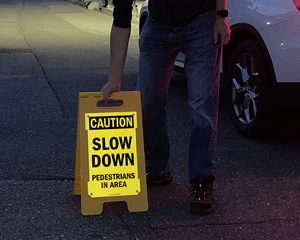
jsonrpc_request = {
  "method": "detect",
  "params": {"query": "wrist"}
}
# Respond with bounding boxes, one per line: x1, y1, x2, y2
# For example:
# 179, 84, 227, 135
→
215, 9, 228, 18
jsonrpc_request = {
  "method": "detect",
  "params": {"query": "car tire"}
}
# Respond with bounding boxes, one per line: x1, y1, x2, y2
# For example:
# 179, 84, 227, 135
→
226, 39, 278, 137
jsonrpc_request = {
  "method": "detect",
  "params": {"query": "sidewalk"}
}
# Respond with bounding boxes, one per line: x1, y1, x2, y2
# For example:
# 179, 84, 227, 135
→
67, 0, 146, 21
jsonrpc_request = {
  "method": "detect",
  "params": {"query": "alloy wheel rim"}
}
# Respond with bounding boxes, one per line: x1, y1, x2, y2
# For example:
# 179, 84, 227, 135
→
231, 53, 260, 125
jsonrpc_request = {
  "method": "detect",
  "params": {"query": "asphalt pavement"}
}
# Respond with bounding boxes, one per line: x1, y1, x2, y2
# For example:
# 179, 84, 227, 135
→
0, 0, 300, 239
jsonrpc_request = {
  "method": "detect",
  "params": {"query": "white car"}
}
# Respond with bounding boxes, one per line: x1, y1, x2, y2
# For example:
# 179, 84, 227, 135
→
139, 0, 300, 137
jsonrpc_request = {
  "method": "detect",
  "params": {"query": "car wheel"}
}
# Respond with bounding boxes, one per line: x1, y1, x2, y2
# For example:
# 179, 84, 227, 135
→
226, 39, 277, 137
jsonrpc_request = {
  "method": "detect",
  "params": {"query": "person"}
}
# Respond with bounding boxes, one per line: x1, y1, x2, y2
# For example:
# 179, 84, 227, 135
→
101, 0, 231, 214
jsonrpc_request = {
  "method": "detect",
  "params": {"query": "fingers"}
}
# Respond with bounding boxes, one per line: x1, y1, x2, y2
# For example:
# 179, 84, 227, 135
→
222, 34, 230, 47
98, 98, 116, 105
215, 28, 230, 48
101, 87, 109, 104
214, 30, 218, 45
219, 34, 228, 48
214, 19, 231, 48
219, 38, 224, 48
101, 85, 114, 104
101, 82, 121, 104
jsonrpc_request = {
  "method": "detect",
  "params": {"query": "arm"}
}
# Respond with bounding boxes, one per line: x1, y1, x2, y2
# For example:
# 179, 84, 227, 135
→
101, 0, 133, 101
214, 0, 231, 47
101, 25, 131, 101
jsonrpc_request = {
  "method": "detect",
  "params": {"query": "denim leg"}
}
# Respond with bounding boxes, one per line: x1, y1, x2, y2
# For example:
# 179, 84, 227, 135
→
178, 11, 221, 182
137, 18, 179, 175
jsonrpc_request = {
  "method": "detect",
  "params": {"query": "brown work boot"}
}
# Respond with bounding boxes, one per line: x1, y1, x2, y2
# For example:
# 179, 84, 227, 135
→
189, 176, 214, 214
146, 172, 172, 188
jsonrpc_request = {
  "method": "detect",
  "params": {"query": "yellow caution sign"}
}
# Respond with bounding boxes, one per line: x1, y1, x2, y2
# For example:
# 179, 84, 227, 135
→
86, 112, 140, 198
74, 92, 148, 215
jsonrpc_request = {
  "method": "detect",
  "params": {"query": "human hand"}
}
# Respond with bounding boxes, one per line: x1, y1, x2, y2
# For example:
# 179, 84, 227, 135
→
101, 80, 121, 104
214, 18, 231, 48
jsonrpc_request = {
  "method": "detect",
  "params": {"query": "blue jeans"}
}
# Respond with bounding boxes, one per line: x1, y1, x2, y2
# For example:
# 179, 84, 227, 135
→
137, 10, 221, 183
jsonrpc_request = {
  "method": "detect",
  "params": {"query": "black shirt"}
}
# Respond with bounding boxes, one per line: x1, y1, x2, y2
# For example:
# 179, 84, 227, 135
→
113, 0, 215, 28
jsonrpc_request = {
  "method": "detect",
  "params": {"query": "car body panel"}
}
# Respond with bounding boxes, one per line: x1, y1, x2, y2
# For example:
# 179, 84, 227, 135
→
139, 0, 300, 84
260, 13, 300, 83
228, 0, 297, 30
